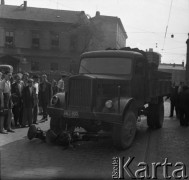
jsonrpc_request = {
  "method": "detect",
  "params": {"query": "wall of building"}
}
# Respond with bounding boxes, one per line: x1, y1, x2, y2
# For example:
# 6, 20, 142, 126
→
158, 68, 186, 85
90, 16, 126, 50
0, 19, 87, 73
116, 23, 126, 48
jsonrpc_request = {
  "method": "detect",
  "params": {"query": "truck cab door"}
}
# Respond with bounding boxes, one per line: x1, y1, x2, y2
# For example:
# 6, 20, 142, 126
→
132, 58, 146, 107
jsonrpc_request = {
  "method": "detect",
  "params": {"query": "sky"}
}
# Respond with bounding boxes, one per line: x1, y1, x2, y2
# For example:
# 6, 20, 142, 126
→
4, 0, 189, 65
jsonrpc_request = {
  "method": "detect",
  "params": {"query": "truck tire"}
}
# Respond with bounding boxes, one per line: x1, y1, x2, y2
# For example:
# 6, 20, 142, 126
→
50, 117, 66, 135
147, 100, 164, 129
112, 110, 137, 150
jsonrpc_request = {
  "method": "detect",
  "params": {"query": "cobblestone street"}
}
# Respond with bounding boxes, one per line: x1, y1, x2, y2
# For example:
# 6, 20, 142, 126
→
0, 101, 189, 180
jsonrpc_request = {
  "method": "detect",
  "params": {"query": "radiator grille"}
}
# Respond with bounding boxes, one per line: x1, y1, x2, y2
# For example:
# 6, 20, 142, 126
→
68, 79, 92, 108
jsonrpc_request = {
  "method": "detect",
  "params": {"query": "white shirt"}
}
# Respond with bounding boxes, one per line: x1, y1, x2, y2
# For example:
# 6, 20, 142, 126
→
57, 79, 64, 91
33, 82, 39, 95
0, 79, 11, 93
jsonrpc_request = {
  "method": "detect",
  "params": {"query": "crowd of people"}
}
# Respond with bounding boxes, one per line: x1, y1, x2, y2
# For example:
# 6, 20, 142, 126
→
0, 71, 67, 134
168, 82, 189, 126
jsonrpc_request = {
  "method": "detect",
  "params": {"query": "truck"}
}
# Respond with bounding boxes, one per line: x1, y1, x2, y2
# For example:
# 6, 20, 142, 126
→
47, 47, 171, 149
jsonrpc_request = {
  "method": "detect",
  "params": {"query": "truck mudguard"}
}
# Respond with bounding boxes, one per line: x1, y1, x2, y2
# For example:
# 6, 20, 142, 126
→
51, 92, 65, 108
112, 97, 137, 117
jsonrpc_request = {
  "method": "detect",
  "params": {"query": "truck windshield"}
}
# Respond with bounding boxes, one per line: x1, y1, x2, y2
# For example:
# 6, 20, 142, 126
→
79, 57, 132, 75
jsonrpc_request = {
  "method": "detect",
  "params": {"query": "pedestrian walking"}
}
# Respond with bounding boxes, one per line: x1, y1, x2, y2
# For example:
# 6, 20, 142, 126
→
38, 74, 52, 122
11, 74, 23, 127
0, 71, 14, 133
22, 79, 36, 127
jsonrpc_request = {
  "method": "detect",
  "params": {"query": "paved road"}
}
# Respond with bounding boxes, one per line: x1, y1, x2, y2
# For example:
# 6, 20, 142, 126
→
0, 101, 189, 180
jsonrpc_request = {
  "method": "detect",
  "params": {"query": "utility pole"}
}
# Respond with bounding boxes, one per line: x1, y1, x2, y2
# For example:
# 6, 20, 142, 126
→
186, 33, 189, 85
186, 33, 189, 84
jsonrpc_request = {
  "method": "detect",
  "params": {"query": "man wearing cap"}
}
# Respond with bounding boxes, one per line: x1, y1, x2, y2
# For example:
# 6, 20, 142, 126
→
38, 74, 52, 121
22, 78, 36, 127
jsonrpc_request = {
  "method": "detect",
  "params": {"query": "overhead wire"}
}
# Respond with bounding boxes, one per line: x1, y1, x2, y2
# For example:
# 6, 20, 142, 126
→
162, 0, 174, 51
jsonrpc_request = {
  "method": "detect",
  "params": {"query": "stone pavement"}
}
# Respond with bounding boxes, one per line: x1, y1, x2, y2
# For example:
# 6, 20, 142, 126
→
0, 101, 187, 180
0, 116, 49, 147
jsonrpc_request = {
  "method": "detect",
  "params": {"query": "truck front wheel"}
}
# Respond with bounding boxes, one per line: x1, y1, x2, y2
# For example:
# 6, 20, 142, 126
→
147, 100, 164, 129
112, 110, 137, 150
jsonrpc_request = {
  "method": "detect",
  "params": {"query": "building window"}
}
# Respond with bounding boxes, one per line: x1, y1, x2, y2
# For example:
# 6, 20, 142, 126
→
31, 61, 39, 71
5, 31, 14, 48
51, 32, 59, 49
50, 62, 58, 71
70, 35, 78, 52
32, 31, 40, 48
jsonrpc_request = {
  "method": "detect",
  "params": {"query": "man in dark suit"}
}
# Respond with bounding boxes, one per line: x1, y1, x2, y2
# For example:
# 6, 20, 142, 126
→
22, 79, 36, 127
11, 74, 23, 127
38, 74, 52, 121
169, 83, 179, 118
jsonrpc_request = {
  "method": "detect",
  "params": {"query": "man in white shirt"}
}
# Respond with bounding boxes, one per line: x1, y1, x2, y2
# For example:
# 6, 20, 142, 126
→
33, 75, 39, 124
0, 71, 14, 133
57, 75, 65, 92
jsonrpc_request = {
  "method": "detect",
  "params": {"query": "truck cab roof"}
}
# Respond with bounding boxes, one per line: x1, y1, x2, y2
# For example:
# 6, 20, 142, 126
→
81, 50, 145, 59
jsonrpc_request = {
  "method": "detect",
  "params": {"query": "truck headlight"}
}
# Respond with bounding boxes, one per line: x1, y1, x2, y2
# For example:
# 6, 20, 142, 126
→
51, 95, 58, 105
105, 100, 113, 109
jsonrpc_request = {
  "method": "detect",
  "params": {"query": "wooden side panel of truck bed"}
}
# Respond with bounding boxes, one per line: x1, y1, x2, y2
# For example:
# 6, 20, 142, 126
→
148, 71, 171, 99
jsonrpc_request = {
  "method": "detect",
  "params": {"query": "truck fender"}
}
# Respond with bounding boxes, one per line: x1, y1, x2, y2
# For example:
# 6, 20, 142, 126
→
51, 92, 65, 108
113, 97, 137, 118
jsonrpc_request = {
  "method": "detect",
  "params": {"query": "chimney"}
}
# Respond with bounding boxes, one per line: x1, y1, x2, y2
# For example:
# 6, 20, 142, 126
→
23, 1, 27, 9
149, 48, 153, 52
1, 0, 5, 5
96, 11, 100, 16
182, 61, 184, 67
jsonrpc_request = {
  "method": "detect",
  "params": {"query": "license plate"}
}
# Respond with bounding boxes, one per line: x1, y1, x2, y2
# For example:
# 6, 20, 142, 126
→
64, 110, 79, 118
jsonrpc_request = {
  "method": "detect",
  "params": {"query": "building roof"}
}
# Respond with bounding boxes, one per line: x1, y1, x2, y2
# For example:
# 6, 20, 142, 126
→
158, 63, 186, 70
91, 13, 127, 39
0, 4, 87, 23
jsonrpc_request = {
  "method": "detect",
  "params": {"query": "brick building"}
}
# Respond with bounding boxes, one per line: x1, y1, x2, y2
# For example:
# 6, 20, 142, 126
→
0, 2, 127, 74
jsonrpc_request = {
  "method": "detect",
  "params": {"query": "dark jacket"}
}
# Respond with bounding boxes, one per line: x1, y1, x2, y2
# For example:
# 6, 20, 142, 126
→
170, 86, 179, 103
178, 86, 189, 110
22, 86, 36, 108
38, 81, 52, 105
11, 82, 22, 106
